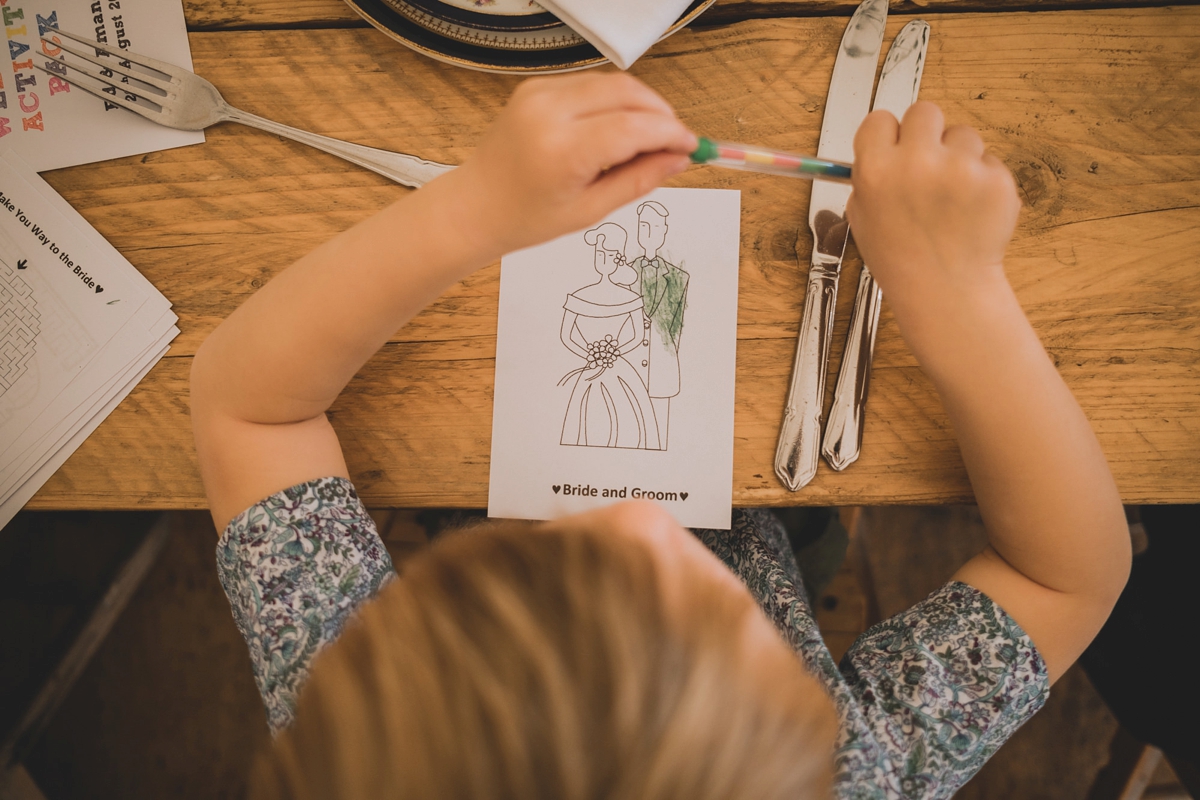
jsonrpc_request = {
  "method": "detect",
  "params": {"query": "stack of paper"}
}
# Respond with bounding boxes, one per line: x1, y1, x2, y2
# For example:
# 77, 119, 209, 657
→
0, 151, 178, 527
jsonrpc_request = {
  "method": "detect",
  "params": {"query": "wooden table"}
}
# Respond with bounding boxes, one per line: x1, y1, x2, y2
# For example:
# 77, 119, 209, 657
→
25, 0, 1200, 510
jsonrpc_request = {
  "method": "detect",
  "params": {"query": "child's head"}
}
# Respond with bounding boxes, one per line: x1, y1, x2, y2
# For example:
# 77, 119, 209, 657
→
252, 501, 836, 800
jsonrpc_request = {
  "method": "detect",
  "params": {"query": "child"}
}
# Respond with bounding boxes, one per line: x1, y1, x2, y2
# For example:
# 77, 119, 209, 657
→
191, 73, 1130, 799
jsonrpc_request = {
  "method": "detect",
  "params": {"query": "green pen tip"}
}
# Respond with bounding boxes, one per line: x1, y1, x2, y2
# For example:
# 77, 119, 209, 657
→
690, 136, 718, 164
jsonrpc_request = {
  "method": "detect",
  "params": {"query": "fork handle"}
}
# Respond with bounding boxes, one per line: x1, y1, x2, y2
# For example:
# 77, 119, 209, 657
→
223, 107, 455, 188
822, 265, 883, 471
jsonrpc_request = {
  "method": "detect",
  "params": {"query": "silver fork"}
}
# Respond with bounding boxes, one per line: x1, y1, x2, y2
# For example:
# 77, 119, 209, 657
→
37, 28, 454, 188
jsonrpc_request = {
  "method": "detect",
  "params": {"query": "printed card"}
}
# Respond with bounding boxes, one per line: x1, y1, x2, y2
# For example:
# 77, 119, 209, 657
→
489, 188, 741, 530
2, 0, 204, 171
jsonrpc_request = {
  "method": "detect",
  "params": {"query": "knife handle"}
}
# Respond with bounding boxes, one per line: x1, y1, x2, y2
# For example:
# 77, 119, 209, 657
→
774, 264, 840, 491
822, 265, 883, 471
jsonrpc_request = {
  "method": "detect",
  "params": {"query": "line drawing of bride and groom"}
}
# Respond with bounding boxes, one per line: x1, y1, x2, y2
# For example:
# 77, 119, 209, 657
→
558, 201, 689, 451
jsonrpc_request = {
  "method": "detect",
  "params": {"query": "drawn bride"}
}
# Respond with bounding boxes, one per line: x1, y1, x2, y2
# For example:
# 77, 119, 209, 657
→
558, 223, 659, 449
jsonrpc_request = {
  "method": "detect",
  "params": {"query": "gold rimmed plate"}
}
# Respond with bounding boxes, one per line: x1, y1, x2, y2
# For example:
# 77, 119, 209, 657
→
385, 0, 584, 50
404, 0, 562, 32
345, 0, 717, 73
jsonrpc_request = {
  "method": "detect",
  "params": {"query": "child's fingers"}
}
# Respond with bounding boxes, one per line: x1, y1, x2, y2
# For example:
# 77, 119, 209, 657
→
576, 74, 678, 118
943, 125, 985, 158
900, 101, 946, 147
577, 152, 690, 221
528, 72, 675, 119
983, 153, 1022, 206
576, 111, 697, 177
854, 110, 900, 157
844, 191, 860, 228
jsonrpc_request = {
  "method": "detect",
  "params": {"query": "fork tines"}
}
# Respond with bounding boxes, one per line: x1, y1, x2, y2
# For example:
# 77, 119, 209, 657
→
35, 29, 176, 121
45, 27, 177, 81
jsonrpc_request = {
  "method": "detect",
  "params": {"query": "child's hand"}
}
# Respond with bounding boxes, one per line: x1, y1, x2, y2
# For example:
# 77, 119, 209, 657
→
845, 102, 1020, 314
445, 73, 697, 260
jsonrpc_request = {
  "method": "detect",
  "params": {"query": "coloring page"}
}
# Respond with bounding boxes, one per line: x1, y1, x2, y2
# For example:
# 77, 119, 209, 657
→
489, 187, 741, 529
2, 0, 203, 171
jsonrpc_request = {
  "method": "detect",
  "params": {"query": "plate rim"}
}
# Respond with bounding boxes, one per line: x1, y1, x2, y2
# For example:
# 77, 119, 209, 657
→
401, 0, 562, 32
385, 0, 586, 51
345, 0, 716, 74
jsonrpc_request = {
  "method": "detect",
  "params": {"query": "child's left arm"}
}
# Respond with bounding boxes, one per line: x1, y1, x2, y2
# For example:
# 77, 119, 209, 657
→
190, 74, 696, 531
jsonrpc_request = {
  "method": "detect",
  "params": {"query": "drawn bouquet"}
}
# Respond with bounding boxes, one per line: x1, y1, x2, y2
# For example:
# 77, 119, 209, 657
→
558, 334, 620, 386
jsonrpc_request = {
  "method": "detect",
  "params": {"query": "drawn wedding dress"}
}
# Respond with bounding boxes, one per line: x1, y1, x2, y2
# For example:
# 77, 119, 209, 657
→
558, 293, 659, 450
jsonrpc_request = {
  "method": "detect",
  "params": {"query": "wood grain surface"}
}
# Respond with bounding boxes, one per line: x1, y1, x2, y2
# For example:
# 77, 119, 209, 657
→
27, 8, 1200, 509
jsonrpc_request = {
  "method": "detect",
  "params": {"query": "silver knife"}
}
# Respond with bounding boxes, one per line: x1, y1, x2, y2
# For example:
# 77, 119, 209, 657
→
823, 20, 930, 471
774, 0, 890, 491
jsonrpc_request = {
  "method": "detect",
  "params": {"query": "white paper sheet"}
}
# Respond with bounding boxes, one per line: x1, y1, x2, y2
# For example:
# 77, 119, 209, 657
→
0, 341, 165, 527
489, 188, 741, 530
0, 189, 143, 454
0, 149, 176, 527
2, 0, 204, 171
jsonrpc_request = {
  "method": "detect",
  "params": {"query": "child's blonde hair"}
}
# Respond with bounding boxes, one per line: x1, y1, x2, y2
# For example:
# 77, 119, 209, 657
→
252, 521, 836, 799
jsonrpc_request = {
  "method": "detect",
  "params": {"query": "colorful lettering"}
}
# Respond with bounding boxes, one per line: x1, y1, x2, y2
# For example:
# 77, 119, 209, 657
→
0, 118, 10, 138
8, 38, 28, 59
48, 76, 69, 95
36, 12, 58, 36
14, 72, 35, 92
2, 6, 23, 26
22, 111, 42, 131
18, 91, 36, 112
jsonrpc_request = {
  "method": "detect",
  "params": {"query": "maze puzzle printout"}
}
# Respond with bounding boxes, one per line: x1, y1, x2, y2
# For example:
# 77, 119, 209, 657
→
489, 188, 741, 530
0, 150, 177, 527
0, 236, 38, 398
0, 151, 141, 456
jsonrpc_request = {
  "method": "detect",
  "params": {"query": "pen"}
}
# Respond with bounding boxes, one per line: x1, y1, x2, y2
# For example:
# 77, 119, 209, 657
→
689, 136, 853, 183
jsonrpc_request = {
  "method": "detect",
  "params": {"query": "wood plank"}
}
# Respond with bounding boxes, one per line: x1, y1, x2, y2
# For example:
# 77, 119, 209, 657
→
26, 9, 1200, 509
185, 0, 362, 29
180, 0, 1197, 31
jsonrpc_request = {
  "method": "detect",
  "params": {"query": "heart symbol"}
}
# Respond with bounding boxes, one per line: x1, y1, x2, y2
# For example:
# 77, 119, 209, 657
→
679, 492, 688, 501
95, 285, 104, 293
16, 259, 27, 269
552, 485, 561, 494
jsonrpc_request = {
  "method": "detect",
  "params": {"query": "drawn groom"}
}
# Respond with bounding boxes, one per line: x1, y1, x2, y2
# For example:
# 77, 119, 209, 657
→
624, 201, 688, 450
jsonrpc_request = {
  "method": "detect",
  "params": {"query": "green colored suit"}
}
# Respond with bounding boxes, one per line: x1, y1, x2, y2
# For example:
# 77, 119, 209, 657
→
630, 255, 688, 398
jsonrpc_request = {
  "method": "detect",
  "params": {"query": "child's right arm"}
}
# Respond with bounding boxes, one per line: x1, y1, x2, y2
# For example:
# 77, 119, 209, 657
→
190, 74, 696, 531
846, 102, 1130, 684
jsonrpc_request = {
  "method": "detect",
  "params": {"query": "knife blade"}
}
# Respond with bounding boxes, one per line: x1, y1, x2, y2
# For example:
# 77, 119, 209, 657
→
823, 20, 930, 471
774, 0, 889, 491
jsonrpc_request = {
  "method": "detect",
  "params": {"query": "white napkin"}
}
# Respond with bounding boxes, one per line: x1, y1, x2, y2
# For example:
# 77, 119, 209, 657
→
538, 0, 694, 70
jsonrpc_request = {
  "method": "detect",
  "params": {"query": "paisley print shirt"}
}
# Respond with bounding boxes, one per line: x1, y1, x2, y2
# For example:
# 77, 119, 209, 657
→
218, 477, 1048, 798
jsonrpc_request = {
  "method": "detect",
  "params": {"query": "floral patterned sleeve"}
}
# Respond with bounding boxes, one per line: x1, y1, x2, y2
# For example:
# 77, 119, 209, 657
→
216, 476, 396, 733
693, 511, 1049, 800
838, 582, 1049, 799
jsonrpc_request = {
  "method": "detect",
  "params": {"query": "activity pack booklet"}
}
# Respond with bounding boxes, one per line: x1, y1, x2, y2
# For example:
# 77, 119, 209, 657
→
3, 0, 203, 170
